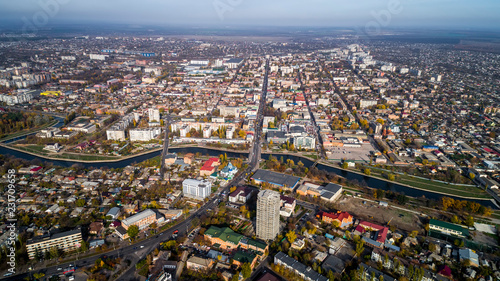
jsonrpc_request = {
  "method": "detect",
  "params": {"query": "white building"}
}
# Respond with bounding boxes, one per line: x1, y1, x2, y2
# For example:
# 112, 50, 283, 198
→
294, 136, 316, 149
190, 59, 209, 65
256, 190, 281, 241
182, 179, 212, 199
359, 99, 378, 108
0, 91, 36, 105
148, 108, 160, 122
129, 128, 161, 142
89, 54, 108, 60
107, 129, 126, 141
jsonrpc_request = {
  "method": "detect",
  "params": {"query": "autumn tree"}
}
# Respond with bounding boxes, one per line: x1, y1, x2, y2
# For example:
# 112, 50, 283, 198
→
286, 230, 297, 244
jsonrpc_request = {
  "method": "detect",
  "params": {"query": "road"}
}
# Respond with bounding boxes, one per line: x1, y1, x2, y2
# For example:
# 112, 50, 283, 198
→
159, 114, 171, 179
297, 69, 327, 160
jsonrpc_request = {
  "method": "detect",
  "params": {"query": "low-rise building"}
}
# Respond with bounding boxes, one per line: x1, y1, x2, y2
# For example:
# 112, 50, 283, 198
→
428, 219, 469, 239
186, 256, 214, 271
182, 179, 212, 199
274, 252, 328, 281
26, 228, 82, 259
121, 209, 158, 230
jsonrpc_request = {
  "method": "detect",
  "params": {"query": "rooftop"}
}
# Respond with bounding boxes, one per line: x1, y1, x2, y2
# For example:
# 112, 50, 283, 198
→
251, 169, 301, 188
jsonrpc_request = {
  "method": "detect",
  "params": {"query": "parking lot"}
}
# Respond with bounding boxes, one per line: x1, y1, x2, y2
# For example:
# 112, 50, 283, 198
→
326, 144, 375, 162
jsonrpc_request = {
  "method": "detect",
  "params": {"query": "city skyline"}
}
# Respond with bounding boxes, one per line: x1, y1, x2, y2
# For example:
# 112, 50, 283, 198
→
0, 0, 499, 31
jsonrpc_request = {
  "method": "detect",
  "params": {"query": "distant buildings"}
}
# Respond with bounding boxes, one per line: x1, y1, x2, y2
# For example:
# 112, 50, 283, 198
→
182, 179, 212, 199
256, 190, 280, 241
224, 58, 244, 69
359, 99, 378, 109
26, 228, 82, 259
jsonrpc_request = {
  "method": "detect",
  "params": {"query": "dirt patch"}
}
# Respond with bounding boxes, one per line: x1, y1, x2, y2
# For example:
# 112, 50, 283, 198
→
335, 196, 421, 233
472, 231, 498, 247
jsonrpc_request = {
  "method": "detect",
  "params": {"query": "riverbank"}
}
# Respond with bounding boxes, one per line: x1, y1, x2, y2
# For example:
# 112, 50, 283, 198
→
1, 142, 497, 205
317, 160, 494, 201
0, 142, 250, 163
0, 119, 59, 143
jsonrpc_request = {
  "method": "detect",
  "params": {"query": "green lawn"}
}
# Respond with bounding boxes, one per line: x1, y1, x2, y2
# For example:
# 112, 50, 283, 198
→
303, 154, 319, 160
367, 168, 490, 199
12, 145, 49, 155
56, 153, 120, 161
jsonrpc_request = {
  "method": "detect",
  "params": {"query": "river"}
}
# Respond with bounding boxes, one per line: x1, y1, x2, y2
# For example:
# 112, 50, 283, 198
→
0, 144, 497, 209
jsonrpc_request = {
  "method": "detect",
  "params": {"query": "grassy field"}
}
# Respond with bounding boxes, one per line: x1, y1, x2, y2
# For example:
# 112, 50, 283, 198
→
57, 153, 120, 161
367, 168, 490, 199
303, 154, 319, 160
12, 145, 49, 155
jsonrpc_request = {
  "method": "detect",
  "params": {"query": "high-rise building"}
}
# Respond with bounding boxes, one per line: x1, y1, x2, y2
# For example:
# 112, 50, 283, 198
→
148, 108, 160, 122
256, 190, 280, 241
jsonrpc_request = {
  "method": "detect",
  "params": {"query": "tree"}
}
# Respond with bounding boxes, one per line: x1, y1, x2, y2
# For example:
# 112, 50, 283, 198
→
451, 215, 461, 224
327, 270, 335, 281
127, 225, 139, 240
231, 272, 240, 281
33, 273, 45, 280
331, 219, 341, 230
388, 174, 395, 181
341, 162, 349, 169
355, 241, 365, 257
75, 198, 86, 207
286, 230, 297, 244
364, 168, 371, 176
464, 215, 474, 227
80, 240, 89, 252
241, 263, 252, 279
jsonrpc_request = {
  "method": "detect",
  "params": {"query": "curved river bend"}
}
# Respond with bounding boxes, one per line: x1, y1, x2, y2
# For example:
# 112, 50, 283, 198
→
0, 145, 496, 209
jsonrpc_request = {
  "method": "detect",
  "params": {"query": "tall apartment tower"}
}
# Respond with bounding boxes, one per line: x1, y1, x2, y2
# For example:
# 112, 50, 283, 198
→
148, 108, 160, 122
256, 190, 281, 241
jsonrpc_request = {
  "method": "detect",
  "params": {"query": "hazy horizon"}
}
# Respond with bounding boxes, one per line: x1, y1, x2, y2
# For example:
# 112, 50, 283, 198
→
0, 0, 499, 33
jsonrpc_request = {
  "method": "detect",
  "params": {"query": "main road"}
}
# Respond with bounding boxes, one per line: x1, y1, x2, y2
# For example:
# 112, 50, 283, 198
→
7, 58, 271, 281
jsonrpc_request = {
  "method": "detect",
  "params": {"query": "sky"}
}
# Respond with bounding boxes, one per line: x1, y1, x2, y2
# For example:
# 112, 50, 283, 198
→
0, 0, 499, 31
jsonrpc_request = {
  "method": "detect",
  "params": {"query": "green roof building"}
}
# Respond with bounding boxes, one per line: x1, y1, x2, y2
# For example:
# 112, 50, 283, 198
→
429, 219, 469, 238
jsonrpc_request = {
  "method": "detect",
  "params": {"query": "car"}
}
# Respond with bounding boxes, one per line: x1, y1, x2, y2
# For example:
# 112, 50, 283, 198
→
140, 245, 144, 248
133, 247, 137, 250
173, 230, 179, 234
69, 276, 75, 281
57, 268, 62, 271
160, 233, 164, 236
